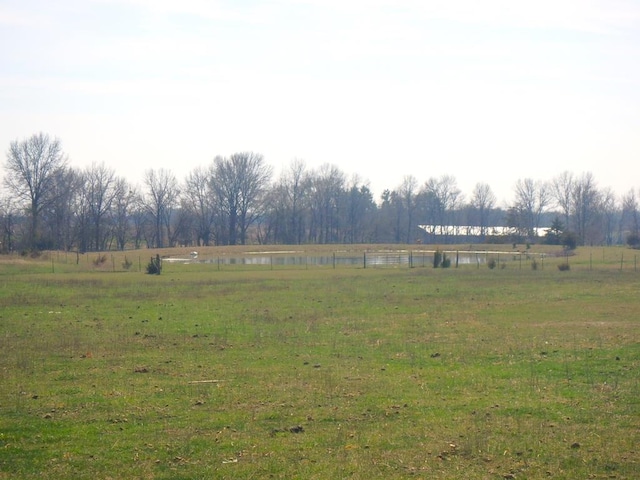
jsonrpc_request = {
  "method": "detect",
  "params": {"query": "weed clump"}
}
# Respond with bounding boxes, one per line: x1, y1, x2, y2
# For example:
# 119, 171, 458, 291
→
122, 256, 133, 270
487, 258, 497, 269
93, 254, 108, 266
558, 262, 570, 271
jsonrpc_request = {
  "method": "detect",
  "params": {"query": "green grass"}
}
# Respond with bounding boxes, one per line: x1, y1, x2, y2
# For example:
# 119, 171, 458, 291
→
1, 247, 639, 479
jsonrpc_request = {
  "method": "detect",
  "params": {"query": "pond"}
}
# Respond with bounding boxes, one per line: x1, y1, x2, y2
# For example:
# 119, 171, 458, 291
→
163, 250, 541, 268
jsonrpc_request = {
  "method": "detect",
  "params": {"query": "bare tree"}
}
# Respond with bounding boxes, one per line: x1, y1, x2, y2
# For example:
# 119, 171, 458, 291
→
143, 169, 180, 248
397, 175, 418, 243
342, 175, 376, 243
43, 167, 82, 251
0, 195, 18, 252
470, 182, 496, 237
82, 162, 118, 251
419, 175, 463, 239
129, 195, 148, 249
551, 171, 574, 229
262, 159, 311, 244
183, 165, 216, 246
621, 188, 640, 240
211, 152, 272, 245
281, 159, 309, 244
112, 178, 137, 250
571, 172, 601, 245
167, 207, 193, 247
3, 133, 67, 249
307, 164, 345, 244
600, 187, 618, 245
512, 178, 550, 237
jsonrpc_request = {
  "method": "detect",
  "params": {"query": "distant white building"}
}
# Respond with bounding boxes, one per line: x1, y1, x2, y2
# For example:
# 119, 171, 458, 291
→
419, 225, 547, 237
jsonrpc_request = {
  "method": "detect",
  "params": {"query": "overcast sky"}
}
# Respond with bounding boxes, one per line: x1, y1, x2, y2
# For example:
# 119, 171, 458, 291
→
1, 0, 639, 205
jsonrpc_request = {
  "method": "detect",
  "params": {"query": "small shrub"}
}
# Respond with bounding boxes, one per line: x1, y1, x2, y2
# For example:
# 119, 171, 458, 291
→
487, 258, 497, 270
433, 250, 442, 268
561, 231, 578, 251
146, 255, 162, 275
626, 233, 640, 249
432, 250, 451, 268
558, 262, 570, 271
531, 258, 538, 270
122, 256, 133, 270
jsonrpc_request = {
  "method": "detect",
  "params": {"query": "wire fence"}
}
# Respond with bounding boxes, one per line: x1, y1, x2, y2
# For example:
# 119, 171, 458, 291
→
30, 248, 640, 273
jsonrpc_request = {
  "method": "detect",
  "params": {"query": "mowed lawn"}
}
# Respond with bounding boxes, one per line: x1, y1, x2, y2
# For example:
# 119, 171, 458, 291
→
0, 249, 639, 479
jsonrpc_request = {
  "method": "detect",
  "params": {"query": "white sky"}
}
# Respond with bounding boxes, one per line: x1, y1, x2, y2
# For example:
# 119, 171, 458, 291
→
1, 0, 639, 205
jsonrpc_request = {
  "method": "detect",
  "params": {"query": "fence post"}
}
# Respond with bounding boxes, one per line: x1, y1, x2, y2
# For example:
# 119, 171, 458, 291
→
333, 252, 336, 269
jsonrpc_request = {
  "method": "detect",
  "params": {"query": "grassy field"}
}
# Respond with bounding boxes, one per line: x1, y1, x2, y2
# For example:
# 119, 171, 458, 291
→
1, 245, 639, 479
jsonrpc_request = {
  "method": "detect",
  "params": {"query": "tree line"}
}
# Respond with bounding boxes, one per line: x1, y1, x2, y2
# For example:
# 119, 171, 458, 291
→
1, 133, 638, 253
